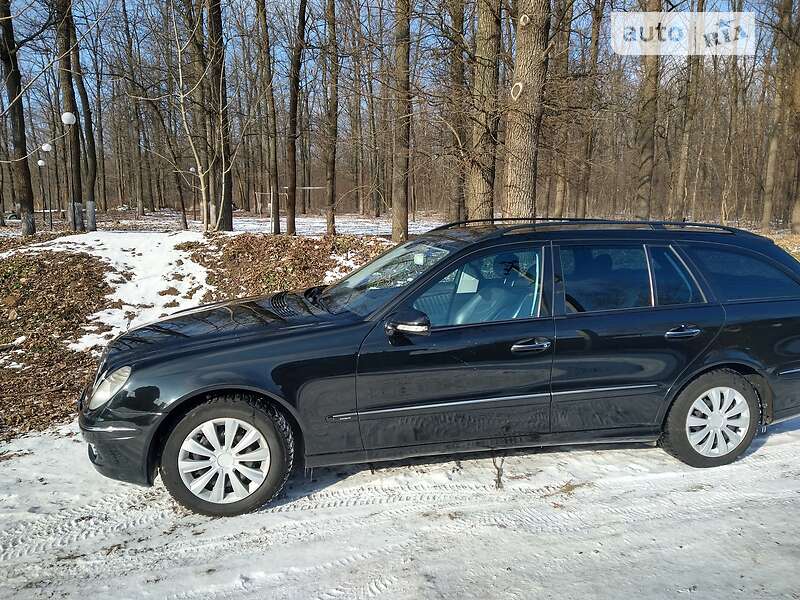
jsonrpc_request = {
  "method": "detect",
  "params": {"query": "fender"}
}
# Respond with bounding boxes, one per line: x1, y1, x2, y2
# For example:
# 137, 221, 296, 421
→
659, 354, 773, 425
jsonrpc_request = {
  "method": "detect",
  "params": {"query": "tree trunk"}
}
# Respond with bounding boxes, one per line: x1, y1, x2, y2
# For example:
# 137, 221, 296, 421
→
669, 0, 705, 220
446, 0, 467, 222
761, 0, 793, 230
285, 0, 308, 235
0, 0, 35, 235
577, 0, 605, 219
634, 0, 661, 220
789, 21, 800, 233
551, 0, 575, 218
56, 0, 84, 231
467, 0, 501, 219
503, 0, 551, 218
256, 1, 281, 234
69, 19, 97, 231
392, 0, 411, 242
208, 0, 233, 231
324, 0, 339, 235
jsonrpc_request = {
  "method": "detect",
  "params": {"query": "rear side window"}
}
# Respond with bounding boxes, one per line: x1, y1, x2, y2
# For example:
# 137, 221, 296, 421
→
685, 245, 800, 301
560, 245, 651, 313
649, 246, 703, 306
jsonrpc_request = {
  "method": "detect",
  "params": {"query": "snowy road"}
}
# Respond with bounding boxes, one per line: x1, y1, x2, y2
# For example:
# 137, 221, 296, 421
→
1, 418, 799, 599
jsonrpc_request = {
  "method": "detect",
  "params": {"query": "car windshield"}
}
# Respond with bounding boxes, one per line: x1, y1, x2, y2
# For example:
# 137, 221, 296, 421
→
318, 238, 455, 316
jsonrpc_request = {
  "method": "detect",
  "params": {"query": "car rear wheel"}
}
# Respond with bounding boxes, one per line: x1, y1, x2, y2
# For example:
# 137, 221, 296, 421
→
661, 370, 760, 468
160, 394, 294, 516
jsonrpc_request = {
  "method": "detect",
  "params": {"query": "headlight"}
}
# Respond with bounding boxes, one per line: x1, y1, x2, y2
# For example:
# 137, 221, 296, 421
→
89, 366, 131, 410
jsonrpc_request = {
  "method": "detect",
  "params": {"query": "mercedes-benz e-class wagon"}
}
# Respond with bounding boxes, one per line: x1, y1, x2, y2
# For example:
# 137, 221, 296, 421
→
79, 219, 800, 516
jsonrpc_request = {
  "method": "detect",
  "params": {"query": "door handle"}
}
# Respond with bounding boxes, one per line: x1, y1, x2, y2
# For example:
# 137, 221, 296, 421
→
511, 338, 552, 353
664, 325, 702, 340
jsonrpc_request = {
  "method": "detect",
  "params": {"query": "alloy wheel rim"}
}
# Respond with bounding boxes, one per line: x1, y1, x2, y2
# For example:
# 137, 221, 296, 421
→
685, 386, 750, 458
178, 418, 271, 504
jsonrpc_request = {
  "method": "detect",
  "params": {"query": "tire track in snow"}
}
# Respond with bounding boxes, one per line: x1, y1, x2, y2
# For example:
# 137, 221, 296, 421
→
5, 435, 799, 566
0, 489, 175, 561
0, 479, 581, 564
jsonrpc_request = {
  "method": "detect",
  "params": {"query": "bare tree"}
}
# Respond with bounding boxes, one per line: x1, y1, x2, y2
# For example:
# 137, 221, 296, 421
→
323, 0, 339, 235
503, 0, 550, 218
467, 0, 501, 219
56, 0, 84, 231
761, 0, 794, 229
286, 0, 309, 235
634, 0, 661, 220
69, 16, 97, 231
392, 0, 411, 242
0, 0, 36, 235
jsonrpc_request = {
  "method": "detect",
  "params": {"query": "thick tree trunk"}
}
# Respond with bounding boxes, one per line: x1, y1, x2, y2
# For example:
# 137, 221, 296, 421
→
0, 0, 35, 235
323, 0, 338, 235
634, 0, 661, 220
467, 0, 501, 219
392, 0, 411, 242
285, 0, 308, 235
503, 0, 550, 218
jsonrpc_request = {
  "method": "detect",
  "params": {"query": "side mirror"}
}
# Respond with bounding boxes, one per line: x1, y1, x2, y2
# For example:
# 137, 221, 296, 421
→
384, 308, 431, 337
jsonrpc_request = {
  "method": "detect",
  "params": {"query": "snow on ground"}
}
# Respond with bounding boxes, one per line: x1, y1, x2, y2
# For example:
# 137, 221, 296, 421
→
1, 419, 799, 599
1, 230, 212, 353
111, 211, 444, 237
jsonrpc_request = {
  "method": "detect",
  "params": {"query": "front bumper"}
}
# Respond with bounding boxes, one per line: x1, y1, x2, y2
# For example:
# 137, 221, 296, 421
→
78, 390, 154, 487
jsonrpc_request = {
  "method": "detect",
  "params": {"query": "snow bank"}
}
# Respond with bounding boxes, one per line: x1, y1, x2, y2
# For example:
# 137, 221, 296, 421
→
2, 231, 213, 353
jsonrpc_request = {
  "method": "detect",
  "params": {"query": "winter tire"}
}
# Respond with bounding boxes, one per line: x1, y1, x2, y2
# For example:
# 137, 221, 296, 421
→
160, 394, 294, 516
661, 370, 760, 468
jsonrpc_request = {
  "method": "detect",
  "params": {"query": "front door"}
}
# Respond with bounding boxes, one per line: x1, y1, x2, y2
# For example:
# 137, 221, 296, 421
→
550, 242, 724, 432
356, 243, 554, 451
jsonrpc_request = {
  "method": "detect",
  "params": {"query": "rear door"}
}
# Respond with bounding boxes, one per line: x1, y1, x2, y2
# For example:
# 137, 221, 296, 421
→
550, 241, 724, 433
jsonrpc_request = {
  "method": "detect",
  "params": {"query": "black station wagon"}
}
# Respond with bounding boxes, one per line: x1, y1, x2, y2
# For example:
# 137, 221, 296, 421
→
79, 219, 800, 516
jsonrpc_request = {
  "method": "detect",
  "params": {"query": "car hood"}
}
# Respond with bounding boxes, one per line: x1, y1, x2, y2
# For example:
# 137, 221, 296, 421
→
100, 289, 344, 371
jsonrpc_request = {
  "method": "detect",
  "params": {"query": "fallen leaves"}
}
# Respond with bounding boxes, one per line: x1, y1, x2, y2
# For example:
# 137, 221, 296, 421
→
0, 251, 112, 442
178, 233, 390, 302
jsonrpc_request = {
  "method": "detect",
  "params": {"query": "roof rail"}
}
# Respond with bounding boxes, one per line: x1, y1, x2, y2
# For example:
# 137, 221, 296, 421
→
431, 217, 743, 235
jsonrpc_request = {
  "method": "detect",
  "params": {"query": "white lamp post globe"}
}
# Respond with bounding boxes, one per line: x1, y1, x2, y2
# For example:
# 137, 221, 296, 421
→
37, 159, 46, 167
61, 112, 77, 126
41, 143, 53, 153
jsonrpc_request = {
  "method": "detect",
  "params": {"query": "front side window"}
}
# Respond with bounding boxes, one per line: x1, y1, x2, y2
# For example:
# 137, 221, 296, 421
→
320, 239, 456, 315
561, 245, 651, 313
412, 246, 546, 327
649, 246, 704, 306
685, 245, 800, 302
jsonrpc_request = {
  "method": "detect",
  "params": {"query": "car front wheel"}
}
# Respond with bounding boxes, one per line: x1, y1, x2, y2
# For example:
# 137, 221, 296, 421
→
160, 394, 294, 516
661, 370, 760, 468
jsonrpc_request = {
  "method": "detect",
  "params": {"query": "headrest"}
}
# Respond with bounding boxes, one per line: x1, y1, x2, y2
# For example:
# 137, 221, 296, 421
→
493, 253, 520, 279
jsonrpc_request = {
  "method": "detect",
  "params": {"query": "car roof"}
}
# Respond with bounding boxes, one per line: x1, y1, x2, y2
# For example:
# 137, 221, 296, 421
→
422, 218, 772, 249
